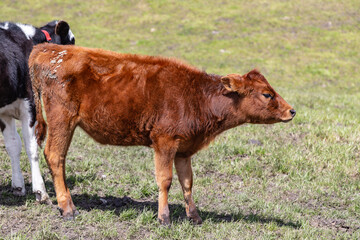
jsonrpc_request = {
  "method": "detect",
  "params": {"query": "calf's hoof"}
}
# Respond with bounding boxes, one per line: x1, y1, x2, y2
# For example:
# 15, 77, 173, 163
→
189, 215, 203, 225
12, 187, 25, 196
158, 215, 171, 226
187, 208, 202, 225
57, 207, 79, 221
35, 191, 51, 204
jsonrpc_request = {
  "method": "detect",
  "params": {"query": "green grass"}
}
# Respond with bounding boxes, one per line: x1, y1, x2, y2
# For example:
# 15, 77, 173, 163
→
1, 0, 360, 239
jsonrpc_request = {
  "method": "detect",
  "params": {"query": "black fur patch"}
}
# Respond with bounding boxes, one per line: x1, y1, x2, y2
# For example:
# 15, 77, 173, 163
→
0, 23, 33, 108
0, 21, 75, 110
0, 119, 5, 132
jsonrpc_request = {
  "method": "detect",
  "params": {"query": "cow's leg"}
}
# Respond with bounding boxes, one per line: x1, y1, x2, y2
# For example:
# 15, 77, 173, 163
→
174, 157, 202, 224
1, 116, 25, 196
20, 101, 49, 202
44, 114, 77, 220
152, 136, 178, 225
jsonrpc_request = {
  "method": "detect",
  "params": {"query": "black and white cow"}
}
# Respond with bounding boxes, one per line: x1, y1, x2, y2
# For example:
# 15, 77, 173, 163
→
0, 20, 75, 201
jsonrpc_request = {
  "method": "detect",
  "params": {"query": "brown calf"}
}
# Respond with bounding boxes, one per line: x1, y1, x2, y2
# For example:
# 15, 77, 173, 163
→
29, 43, 295, 224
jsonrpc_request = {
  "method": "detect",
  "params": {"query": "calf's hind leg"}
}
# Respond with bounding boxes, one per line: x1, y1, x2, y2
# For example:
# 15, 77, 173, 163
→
1, 116, 25, 196
44, 113, 77, 220
20, 102, 49, 202
174, 157, 202, 224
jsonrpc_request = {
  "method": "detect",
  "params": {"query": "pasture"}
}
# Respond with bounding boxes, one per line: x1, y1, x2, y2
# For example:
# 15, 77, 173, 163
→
1, 0, 360, 239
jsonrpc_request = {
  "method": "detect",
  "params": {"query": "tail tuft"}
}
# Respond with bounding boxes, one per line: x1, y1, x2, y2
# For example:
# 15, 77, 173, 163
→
35, 117, 47, 147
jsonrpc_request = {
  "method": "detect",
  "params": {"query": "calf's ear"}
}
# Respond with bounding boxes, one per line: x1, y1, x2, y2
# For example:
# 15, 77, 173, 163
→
221, 74, 245, 93
55, 21, 70, 38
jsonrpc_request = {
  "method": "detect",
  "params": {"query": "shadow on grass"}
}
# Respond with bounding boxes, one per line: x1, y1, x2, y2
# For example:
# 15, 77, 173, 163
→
0, 183, 31, 206
73, 194, 301, 228
0, 183, 301, 229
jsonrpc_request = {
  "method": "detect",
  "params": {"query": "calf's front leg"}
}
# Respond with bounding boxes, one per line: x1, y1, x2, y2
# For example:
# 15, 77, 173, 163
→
153, 136, 178, 225
175, 157, 202, 224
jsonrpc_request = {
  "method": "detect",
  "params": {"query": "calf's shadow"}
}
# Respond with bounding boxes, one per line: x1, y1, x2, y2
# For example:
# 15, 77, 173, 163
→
0, 181, 301, 228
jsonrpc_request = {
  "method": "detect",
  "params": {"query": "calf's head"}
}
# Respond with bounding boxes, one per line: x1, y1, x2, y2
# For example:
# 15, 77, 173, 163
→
221, 69, 295, 124
40, 20, 75, 45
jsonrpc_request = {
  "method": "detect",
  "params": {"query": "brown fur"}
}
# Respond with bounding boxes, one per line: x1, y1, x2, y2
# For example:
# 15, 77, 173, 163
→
29, 43, 295, 224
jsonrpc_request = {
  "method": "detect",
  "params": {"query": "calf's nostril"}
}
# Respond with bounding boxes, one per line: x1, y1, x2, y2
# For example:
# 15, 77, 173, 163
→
290, 109, 296, 117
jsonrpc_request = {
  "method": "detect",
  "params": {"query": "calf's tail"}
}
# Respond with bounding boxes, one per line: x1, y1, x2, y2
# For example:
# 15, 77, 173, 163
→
29, 60, 47, 147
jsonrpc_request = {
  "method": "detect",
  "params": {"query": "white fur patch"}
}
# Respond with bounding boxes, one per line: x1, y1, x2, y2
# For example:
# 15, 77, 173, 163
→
1, 115, 24, 194
15, 23, 36, 40
0, 99, 22, 119
20, 100, 47, 196
68, 29, 75, 41
0, 22, 9, 30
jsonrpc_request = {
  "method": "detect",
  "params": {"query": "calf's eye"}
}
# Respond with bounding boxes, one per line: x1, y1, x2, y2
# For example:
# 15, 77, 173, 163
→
262, 93, 273, 99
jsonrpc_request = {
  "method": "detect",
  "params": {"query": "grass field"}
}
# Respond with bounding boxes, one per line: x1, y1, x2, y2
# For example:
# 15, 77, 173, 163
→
1, 0, 360, 239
